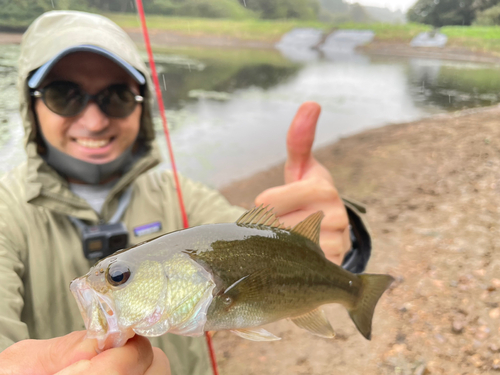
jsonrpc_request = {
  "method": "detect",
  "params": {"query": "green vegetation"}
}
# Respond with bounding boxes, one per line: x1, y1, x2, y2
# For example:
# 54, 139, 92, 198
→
441, 25, 500, 53
0, 0, 406, 31
333, 22, 431, 42
0, 0, 324, 30
408, 0, 476, 27
107, 13, 330, 41
0, 0, 88, 30
4, 0, 500, 55
408, 0, 500, 27
235, 0, 320, 20
107, 13, 500, 54
474, 4, 500, 25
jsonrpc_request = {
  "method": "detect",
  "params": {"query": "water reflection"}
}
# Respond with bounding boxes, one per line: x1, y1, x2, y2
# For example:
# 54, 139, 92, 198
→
156, 59, 301, 110
407, 59, 500, 109
2, 43, 500, 186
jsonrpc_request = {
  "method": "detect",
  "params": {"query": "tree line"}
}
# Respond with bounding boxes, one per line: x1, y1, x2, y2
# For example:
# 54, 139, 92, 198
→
408, 0, 500, 26
0, 0, 360, 30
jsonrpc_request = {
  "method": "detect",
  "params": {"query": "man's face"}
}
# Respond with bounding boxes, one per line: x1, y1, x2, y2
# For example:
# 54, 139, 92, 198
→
34, 52, 142, 164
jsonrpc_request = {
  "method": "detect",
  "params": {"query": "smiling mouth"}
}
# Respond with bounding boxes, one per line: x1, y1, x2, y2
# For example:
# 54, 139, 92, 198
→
74, 137, 115, 149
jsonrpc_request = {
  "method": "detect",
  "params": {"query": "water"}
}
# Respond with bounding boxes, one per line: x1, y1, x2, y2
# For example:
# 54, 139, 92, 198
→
2, 42, 500, 188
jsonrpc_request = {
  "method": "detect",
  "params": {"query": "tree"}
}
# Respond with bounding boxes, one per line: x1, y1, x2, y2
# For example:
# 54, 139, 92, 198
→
238, 0, 320, 20
349, 3, 370, 23
471, 0, 500, 12
474, 3, 500, 24
0, 0, 91, 30
320, 0, 348, 13
408, 0, 476, 27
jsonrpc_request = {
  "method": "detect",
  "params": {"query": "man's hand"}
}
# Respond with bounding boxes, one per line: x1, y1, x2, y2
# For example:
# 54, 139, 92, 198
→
0, 331, 170, 375
255, 102, 351, 265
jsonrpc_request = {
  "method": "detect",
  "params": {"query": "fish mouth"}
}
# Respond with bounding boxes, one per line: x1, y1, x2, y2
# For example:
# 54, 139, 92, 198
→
70, 277, 127, 350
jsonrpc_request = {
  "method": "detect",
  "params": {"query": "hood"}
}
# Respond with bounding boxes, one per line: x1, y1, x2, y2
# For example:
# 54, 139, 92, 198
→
18, 11, 161, 222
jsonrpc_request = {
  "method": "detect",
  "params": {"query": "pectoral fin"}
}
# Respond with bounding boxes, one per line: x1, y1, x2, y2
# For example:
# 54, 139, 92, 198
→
290, 308, 335, 338
230, 327, 281, 341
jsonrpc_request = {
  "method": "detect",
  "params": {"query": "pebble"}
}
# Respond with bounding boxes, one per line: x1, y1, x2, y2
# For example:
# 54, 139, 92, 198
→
492, 278, 500, 288
475, 329, 489, 341
490, 308, 500, 319
435, 333, 445, 343
493, 358, 500, 371
470, 353, 483, 367
413, 363, 428, 375
399, 302, 412, 313
452, 320, 464, 334
489, 343, 500, 353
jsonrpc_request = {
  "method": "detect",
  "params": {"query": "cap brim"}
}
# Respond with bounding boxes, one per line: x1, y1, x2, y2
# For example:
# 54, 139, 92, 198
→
28, 44, 146, 88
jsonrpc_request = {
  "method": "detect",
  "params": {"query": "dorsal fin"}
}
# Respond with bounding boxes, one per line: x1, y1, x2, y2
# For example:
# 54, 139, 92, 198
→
236, 205, 288, 230
290, 211, 324, 245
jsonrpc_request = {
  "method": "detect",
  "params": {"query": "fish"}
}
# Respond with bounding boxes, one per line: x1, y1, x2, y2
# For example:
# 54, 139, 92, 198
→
70, 205, 394, 350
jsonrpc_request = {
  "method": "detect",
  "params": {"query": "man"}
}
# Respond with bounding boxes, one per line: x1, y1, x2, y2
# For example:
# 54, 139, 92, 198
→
0, 10, 370, 375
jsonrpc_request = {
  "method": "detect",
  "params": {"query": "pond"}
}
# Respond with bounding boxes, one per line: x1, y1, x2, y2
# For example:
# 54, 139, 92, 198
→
2, 42, 500, 188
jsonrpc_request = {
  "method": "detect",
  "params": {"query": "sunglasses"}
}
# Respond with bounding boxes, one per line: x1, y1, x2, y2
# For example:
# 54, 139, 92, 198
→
31, 81, 144, 118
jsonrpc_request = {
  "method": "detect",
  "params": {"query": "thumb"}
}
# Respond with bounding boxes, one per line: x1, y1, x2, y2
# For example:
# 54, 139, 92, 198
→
39, 331, 99, 373
284, 101, 321, 184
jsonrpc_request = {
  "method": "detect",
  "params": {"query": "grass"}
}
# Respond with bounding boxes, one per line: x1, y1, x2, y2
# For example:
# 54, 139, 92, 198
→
106, 13, 331, 42
108, 13, 500, 54
441, 25, 500, 54
334, 22, 432, 42
5, 11, 500, 55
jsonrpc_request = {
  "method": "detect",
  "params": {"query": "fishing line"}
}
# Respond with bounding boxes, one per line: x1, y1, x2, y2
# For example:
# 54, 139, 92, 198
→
134, 1, 219, 374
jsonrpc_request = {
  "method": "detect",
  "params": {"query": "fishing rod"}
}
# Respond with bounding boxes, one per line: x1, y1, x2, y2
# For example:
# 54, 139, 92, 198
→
133, 1, 219, 374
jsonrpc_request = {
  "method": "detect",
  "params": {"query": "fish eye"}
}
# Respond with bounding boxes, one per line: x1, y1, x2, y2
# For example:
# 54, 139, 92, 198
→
106, 264, 131, 287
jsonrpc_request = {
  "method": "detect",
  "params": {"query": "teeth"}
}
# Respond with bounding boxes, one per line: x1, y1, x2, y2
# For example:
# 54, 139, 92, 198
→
76, 138, 111, 148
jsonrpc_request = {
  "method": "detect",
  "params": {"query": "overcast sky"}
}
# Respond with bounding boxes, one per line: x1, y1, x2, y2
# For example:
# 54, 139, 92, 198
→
344, 0, 418, 12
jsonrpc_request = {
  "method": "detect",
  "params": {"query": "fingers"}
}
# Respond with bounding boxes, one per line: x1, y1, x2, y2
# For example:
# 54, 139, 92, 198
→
285, 101, 321, 184
319, 227, 352, 265
44, 331, 99, 370
0, 331, 99, 375
54, 334, 153, 375
145, 348, 171, 375
255, 177, 341, 219
92, 335, 153, 375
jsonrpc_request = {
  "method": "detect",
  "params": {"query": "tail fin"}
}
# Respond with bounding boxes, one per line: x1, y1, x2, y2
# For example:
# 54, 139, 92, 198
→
348, 274, 394, 340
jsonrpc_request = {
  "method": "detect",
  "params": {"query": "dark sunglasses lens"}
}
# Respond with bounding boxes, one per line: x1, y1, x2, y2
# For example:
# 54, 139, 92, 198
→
99, 85, 137, 118
43, 82, 86, 117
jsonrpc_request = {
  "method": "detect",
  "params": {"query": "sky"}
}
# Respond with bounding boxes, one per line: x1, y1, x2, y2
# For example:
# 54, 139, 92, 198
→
344, 0, 418, 12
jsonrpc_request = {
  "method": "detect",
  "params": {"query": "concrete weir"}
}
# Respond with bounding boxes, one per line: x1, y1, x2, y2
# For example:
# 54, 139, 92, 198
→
275, 28, 375, 61
410, 31, 448, 48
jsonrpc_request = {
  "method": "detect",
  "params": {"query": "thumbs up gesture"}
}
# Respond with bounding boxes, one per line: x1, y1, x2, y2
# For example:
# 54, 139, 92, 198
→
255, 102, 351, 265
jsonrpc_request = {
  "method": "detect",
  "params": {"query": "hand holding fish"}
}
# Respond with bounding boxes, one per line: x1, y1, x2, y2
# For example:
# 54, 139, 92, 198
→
0, 330, 170, 375
255, 101, 351, 265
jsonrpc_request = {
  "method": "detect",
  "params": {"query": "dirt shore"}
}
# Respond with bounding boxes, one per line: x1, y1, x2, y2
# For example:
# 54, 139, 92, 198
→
217, 105, 500, 374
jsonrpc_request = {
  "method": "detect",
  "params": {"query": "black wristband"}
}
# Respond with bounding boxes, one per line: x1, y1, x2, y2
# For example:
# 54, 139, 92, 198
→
341, 206, 371, 274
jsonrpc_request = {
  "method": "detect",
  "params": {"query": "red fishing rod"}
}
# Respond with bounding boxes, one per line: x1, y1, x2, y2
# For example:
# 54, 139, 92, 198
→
134, 1, 219, 374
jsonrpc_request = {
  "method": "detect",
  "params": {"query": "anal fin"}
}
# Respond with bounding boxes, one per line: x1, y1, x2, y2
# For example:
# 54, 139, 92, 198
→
291, 308, 335, 338
230, 327, 281, 341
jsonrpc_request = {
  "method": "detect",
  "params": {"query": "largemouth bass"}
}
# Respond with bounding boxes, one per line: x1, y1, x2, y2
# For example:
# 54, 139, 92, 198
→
70, 206, 394, 349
